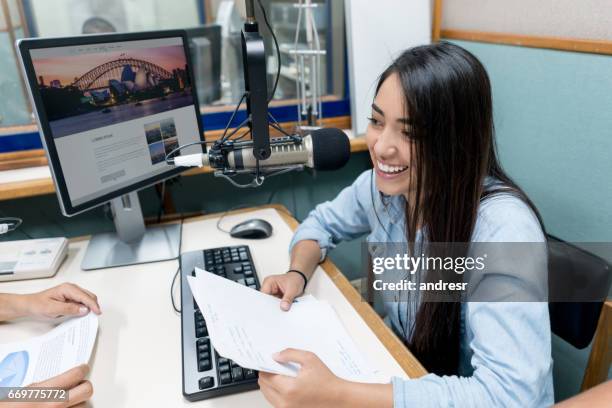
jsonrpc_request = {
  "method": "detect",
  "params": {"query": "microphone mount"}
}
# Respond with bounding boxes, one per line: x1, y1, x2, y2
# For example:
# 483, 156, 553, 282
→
209, 134, 304, 175
241, 0, 271, 161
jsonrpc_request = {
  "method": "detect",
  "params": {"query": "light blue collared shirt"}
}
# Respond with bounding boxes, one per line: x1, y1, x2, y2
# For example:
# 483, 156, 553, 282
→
289, 170, 554, 407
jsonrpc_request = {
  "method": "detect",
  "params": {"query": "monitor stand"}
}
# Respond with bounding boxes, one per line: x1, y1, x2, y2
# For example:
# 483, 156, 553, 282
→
81, 192, 181, 270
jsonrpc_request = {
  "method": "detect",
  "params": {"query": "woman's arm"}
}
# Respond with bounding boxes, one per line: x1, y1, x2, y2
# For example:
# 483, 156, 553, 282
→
290, 239, 322, 280
392, 302, 553, 407
554, 380, 612, 408
258, 348, 393, 408
0, 283, 101, 322
0, 293, 29, 321
262, 170, 374, 309
288, 170, 374, 259
261, 240, 323, 310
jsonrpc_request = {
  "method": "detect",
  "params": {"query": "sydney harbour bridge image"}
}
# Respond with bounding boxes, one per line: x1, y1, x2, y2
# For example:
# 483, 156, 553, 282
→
35, 50, 193, 138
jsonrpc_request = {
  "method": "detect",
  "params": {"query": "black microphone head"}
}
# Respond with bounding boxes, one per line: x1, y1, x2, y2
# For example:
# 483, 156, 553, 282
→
310, 128, 351, 171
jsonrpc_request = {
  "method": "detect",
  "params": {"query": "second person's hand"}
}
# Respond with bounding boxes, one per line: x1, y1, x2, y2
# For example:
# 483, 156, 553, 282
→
261, 273, 305, 311
24, 283, 101, 319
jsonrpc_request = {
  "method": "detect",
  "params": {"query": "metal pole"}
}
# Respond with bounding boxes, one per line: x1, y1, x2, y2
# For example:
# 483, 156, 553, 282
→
245, 0, 256, 24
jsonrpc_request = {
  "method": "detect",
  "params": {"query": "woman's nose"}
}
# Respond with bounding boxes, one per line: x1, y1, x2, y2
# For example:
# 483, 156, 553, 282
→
374, 130, 397, 160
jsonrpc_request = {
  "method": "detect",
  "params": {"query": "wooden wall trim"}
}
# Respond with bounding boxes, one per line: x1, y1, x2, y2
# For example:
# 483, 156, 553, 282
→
0, 117, 370, 202
0, 149, 48, 171
432, 0, 443, 42
441, 29, 612, 56
581, 300, 612, 391
0, 116, 352, 171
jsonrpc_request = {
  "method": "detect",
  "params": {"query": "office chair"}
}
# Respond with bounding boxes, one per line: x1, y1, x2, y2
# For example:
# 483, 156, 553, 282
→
547, 235, 612, 391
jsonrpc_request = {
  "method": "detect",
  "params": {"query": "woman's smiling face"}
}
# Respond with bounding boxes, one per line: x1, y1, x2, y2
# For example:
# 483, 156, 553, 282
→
366, 72, 416, 197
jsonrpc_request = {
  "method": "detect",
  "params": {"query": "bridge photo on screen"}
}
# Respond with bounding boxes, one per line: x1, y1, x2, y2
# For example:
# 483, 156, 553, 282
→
30, 43, 192, 138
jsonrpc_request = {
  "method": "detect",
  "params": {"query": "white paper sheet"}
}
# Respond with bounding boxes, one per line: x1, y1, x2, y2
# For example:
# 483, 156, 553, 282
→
0, 313, 98, 387
187, 268, 381, 382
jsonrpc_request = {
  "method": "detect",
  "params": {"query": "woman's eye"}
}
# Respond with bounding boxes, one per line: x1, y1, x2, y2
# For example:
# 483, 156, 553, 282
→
367, 117, 382, 127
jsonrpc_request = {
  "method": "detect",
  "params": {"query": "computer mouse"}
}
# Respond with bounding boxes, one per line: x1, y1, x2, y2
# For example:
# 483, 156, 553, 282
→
229, 219, 273, 239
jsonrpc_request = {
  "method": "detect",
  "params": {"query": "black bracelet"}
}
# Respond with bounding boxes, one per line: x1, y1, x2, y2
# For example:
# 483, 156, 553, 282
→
287, 269, 308, 292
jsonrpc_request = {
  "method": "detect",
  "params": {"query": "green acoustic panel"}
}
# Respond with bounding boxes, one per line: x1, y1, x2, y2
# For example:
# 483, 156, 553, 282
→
450, 40, 612, 245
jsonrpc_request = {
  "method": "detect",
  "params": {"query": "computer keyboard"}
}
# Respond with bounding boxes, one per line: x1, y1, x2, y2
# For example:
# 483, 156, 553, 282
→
180, 245, 261, 401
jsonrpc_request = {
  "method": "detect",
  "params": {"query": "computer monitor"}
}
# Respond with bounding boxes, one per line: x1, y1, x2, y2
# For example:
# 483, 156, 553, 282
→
17, 30, 205, 270
185, 25, 222, 105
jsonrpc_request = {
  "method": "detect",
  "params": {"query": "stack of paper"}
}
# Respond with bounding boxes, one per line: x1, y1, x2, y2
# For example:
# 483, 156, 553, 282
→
187, 268, 381, 382
0, 313, 98, 387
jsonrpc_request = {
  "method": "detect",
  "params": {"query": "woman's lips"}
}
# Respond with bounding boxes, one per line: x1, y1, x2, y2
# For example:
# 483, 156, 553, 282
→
375, 165, 409, 179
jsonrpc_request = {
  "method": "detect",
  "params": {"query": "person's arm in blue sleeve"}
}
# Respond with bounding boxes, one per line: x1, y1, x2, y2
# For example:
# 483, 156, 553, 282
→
392, 302, 553, 407
392, 198, 554, 407
289, 170, 374, 262
262, 171, 375, 311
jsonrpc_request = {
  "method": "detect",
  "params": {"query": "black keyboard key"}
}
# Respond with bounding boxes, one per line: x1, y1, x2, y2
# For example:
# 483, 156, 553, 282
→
219, 372, 231, 384
198, 351, 210, 361
198, 360, 211, 372
244, 269, 253, 277
244, 369, 257, 380
246, 277, 256, 286
199, 376, 214, 390
196, 326, 208, 338
232, 367, 244, 382
240, 252, 249, 261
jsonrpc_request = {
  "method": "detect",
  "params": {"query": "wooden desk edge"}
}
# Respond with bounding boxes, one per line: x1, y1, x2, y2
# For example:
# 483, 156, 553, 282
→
182, 203, 428, 378
0, 138, 369, 201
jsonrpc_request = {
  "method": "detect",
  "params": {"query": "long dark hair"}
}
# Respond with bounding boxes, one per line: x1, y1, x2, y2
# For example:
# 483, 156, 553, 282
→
373, 42, 544, 375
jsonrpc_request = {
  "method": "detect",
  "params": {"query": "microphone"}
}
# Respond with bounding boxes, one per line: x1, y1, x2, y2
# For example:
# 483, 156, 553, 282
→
174, 128, 350, 172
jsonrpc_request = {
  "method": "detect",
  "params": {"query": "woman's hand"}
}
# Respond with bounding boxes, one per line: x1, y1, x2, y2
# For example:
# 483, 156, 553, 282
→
258, 349, 346, 408
4, 365, 94, 408
23, 283, 101, 319
261, 274, 305, 311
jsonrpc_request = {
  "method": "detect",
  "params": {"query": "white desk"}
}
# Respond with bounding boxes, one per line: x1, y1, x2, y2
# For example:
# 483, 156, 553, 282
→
0, 206, 425, 407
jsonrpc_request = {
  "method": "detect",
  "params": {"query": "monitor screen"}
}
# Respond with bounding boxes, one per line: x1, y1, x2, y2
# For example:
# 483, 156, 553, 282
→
25, 35, 202, 211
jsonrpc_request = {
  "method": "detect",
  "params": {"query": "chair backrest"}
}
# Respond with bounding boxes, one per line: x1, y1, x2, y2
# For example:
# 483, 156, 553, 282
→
548, 235, 612, 349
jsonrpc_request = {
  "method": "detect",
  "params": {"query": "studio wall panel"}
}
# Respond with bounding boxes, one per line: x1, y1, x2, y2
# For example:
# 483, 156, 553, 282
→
442, 0, 612, 41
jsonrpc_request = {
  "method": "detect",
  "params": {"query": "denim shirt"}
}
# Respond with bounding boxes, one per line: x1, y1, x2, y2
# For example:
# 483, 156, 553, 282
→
289, 170, 554, 407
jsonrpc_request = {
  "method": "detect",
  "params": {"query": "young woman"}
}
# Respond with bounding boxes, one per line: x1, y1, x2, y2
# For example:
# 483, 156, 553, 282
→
259, 42, 554, 407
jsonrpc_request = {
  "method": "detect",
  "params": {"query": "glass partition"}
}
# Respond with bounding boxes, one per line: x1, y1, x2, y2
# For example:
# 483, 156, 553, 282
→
0, 0, 347, 152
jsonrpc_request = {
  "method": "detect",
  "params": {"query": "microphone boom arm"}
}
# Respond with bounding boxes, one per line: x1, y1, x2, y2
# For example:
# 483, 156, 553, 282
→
241, 0, 271, 161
